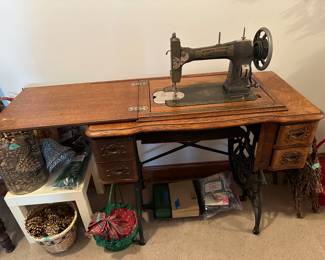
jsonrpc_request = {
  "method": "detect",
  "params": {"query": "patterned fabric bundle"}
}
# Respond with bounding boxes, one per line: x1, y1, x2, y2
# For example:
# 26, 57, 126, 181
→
86, 184, 139, 251
87, 208, 137, 240
41, 138, 75, 173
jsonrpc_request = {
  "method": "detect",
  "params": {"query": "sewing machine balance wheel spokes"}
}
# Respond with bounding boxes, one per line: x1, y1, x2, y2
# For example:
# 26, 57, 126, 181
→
253, 27, 273, 71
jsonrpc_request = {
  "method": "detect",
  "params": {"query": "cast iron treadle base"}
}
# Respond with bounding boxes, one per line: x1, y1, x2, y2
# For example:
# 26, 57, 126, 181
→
134, 126, 262, 244
134, 182, 145, 245
228, 126, 263, 235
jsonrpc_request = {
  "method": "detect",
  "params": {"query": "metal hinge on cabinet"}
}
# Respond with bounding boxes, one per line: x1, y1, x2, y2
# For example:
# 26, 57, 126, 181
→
128, 106, 148, 112
131, 80, 148, 87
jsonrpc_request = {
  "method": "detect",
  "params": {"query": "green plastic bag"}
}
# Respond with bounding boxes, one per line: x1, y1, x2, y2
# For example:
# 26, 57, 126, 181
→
53, 149, 89, 189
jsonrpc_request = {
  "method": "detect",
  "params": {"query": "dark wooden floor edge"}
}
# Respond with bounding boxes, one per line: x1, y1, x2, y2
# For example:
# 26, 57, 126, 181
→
142, 160, 230, 183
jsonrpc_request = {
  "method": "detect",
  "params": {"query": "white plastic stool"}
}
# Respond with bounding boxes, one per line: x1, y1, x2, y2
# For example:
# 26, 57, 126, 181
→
4, 155, 103, 244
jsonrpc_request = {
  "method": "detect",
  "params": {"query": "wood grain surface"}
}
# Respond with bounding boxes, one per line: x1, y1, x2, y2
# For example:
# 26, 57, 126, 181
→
254, 123, 279, 171
269, 146, 310, 170
142, 160, 230, 183
0, 80, 140, 132
87, 71, 323, 138
0, 71, 323, 136
275, 122, 318, 147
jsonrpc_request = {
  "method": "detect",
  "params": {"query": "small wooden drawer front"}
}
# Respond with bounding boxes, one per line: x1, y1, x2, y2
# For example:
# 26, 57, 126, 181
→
96, 160, 138, 183
276, 123, 317, 147
270, 147, 309, 170
91, 137, 135, 163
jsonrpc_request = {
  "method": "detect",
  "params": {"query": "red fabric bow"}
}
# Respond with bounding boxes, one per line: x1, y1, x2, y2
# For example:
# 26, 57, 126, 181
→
87, 208, 137, 240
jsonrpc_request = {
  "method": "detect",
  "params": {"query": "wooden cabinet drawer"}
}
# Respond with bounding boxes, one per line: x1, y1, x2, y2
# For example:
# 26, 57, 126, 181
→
91, 137, 135, 163
270, 147, 309, 171
276, 123, 317, 147
96, 160, 138, 183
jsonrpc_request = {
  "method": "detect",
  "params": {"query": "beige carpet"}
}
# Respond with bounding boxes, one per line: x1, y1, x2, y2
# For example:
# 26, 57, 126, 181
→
1, 176, 325, 260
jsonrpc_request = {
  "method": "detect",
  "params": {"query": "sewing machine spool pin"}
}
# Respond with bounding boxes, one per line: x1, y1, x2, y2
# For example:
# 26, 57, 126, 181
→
242, 27, 246, 40
154, 27, 273, 107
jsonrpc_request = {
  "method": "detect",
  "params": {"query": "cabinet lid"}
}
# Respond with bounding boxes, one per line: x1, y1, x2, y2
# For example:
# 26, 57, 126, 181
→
0, 80, 141, 132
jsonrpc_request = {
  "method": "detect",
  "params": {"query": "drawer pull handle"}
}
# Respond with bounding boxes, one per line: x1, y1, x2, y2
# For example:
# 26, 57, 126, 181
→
105, 166, 130, 177
282, 152, 301, 163
288, 128, 309, 141
99, 144, 127, 157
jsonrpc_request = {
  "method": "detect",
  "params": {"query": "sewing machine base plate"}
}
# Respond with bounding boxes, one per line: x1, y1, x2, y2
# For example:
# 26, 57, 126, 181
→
164, 83, 256, 107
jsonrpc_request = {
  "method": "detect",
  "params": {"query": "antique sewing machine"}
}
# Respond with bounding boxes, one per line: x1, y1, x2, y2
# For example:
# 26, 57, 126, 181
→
1, 25, 323, 243
153, 27, 273, 106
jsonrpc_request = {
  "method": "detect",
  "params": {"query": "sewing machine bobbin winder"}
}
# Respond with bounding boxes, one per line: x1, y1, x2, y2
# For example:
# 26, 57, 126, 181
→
153, 27, 273, 106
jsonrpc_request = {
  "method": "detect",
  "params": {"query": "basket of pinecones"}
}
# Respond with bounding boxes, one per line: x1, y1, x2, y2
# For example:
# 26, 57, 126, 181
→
25, 202, 77, 254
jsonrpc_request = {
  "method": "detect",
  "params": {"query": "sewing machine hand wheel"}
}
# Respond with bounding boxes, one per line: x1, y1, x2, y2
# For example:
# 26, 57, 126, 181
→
253, 27, 273, 71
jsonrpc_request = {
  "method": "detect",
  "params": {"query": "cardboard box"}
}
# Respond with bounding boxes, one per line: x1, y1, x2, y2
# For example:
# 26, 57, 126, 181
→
169, 180, 200, 218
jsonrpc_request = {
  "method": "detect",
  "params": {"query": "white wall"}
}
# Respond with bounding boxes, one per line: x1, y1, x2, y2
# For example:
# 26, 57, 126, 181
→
1, 0, 325, 163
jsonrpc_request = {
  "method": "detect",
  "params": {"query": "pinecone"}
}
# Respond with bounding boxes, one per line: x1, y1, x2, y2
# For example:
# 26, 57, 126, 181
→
25, 204, 74, 238
16, 156, 42, 174
26, 216, 45, 238
45, 223, 61, 236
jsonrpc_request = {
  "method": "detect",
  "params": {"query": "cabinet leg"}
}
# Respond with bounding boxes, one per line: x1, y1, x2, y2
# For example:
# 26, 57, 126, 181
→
247, 179, 262, 235
228, 127, 262, 235
134, 182, 145, 245
0, 219, 15, 253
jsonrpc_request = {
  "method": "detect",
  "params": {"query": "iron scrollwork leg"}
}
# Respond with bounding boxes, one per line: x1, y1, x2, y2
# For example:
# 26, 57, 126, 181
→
228, 127, 263, 235
132, 138, 145, 245
134, 182, 145, 245
246, 171, 263, 234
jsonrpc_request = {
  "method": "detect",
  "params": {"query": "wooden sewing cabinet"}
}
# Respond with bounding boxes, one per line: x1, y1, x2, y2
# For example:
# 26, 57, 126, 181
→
0, 71, 323, 245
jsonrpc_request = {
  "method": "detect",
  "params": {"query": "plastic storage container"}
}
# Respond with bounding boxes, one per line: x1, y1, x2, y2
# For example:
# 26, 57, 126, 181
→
0, 131, 48, 194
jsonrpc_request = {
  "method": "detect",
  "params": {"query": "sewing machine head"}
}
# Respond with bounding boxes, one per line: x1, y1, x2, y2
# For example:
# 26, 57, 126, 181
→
153, 27, 273, 106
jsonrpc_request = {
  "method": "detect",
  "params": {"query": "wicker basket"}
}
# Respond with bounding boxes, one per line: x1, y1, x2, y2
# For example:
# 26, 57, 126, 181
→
26, 203, 78, 254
